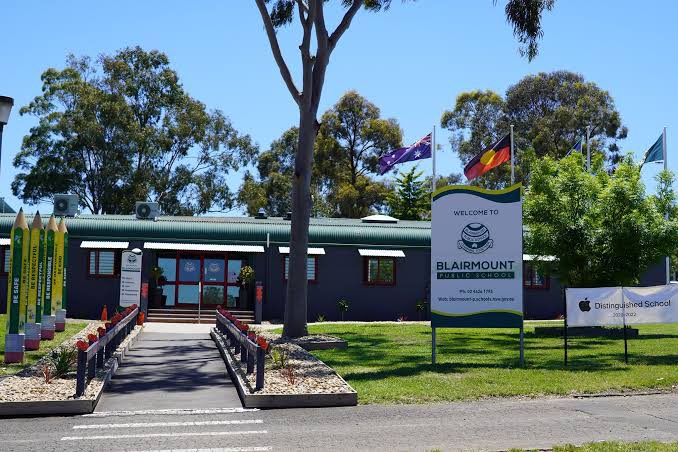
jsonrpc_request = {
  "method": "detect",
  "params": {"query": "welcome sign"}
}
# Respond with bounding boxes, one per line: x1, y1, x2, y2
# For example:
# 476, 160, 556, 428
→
431, 184, 523, 328
567, 285, 678, 326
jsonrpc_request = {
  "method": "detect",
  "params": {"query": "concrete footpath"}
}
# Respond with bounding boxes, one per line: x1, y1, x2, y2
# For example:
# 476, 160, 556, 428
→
95, 322, 242, 412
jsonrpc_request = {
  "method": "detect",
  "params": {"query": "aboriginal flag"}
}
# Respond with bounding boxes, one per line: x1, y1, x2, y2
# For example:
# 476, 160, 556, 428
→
463, 133, 511, 181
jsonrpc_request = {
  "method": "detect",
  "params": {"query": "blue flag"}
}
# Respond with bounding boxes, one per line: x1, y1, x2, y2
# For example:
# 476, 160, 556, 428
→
379, 133, 432, 175
565, 137, 583, 157
641, 134, 664, 167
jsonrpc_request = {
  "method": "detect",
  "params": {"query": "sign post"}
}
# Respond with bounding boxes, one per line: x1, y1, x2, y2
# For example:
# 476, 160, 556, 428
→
119, 249, 143, 308
431, 184, 524, 364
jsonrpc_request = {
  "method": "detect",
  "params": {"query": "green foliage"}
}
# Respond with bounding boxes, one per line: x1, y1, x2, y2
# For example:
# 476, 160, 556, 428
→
238, 266, 255, 285
337, 299, 349, 312
14, 47, 256, 215
316, 314, 326, 323
415, 300, 427, 312
441, 71, 627, 188
316, 91, 402, 217
524, 153, 677, 287
270, 346, 290, 369
387, 166, 430, 220
553, 441, 678, 452
46, 347, 77, 379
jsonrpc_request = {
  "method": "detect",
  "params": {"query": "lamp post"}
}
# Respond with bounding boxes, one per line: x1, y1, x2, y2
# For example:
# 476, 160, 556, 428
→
0, 96, 15, 178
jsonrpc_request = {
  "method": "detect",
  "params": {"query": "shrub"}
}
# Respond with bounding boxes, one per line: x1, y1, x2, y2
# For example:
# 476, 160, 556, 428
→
316, 314, 326, 323
337, 299, 349, 321
46, 348, 77, 379
271, 347, 290, 370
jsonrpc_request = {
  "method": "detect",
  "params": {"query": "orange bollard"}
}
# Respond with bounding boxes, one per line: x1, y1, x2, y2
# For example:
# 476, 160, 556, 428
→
101, 305, 108, 321
137, 312, 145, 325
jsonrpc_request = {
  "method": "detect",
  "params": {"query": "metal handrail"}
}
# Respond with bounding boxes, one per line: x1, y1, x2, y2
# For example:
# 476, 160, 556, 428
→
215, 311, 265, 391
75, 307, 139, 397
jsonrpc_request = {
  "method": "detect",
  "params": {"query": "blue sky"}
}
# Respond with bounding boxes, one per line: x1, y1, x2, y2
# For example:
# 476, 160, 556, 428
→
1, 0, 676, 214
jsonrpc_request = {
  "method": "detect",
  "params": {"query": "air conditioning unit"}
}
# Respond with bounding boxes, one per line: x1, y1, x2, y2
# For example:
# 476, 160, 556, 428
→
53, 194, 79, 217
135, 202, 160, 220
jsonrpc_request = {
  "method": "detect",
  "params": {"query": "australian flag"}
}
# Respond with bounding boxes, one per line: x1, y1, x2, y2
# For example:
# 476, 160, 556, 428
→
378, 133, 432, 175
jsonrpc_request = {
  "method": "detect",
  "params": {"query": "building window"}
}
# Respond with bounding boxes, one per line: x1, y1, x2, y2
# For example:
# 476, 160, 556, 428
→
363, 257, 396, 285
284, 256, 317, 282
524, 263, 549, 289
88, 250, 118, 277
0, 247, 9, 275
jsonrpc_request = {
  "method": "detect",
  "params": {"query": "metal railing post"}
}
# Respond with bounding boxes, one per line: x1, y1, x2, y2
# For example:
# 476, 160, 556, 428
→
255, 346, 265, 391
75, 349, 87, 397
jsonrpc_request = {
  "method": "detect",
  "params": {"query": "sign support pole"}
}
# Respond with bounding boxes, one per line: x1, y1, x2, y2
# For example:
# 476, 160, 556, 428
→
621, 289, 629, 364
663, 127, 670, 284
431, 327, 436, 364
510, 125, 515, 184
519, 327, 524, 366
563, 288, 568, 367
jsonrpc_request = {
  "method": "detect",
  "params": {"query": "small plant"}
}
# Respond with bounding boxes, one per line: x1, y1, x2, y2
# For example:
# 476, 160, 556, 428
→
42, 364, 53, 384
282, 366, 296, 385
415, 299, 427, 321
271, 346, 290, 370
46, 348, 77, 379
396, 315, 408, 322
337, 299, 349, 321
316, 314, 326, 323
238, 265, 255, 286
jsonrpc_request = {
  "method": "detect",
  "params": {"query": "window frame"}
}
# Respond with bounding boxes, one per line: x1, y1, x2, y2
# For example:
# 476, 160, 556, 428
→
283, 255, 318, 283
363, 256, 397, 286
86, 249, 120, 279
523, 262, 550, 289
0, 246, 8, 276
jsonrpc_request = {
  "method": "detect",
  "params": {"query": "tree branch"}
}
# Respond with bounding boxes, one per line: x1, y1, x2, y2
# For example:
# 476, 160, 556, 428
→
329, 0, 363, 52
254, 0, 301, 106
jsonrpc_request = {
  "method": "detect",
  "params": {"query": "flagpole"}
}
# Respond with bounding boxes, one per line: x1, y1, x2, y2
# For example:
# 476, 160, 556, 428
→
510, 125, 515, 184
664, 127, 670, 284
588, 126, 592, 170
432, 125, 437, 193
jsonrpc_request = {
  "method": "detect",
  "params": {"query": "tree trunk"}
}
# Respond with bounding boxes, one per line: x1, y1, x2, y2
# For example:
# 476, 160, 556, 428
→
282, 110, 317, 338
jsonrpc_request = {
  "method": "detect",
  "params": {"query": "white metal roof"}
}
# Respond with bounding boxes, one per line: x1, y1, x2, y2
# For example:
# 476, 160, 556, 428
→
361, 214, 399, 223
0, 238, 9, 246
80, 240, 130, 249
523, 254, 557, 262
143, 242, 265, 253
278, 246, 326, 255
358, 249, 406, 258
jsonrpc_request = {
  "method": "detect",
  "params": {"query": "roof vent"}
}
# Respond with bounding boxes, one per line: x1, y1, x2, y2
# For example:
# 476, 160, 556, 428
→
256, 208, 268, 219
361, 214, 399, 224
284, 211, 292, 221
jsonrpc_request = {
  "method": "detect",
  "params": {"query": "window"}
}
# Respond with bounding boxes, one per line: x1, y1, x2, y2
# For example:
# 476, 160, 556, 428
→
524, 263, 549, 289
363, 257, 396, 285
0, 247, 9, 275
284, 256, 317, 282
87, 250, 118, 277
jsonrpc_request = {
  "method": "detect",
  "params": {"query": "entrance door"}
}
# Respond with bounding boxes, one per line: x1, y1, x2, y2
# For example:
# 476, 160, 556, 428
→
156, 253, 247, 309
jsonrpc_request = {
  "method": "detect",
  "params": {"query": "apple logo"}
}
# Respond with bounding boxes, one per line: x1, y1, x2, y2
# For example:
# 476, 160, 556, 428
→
578, 298, 591, 312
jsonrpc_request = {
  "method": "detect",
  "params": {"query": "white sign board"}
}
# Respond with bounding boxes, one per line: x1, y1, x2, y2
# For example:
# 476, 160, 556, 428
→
119, 249, 142, 308
567, 285, 678, 326
431, 185, 523, 328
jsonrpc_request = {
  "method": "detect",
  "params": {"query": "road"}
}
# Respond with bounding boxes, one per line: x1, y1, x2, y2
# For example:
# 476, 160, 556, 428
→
1, 393, 676, 451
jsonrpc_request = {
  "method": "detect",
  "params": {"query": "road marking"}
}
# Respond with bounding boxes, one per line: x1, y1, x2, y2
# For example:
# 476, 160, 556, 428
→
73, 419, 264, 429
131, 448, 272, 452
61, 430, 268, 441
83, 407, 258, 417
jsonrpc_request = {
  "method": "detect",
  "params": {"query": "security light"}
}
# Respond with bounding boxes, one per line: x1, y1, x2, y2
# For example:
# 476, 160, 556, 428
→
0, 96, 13, 125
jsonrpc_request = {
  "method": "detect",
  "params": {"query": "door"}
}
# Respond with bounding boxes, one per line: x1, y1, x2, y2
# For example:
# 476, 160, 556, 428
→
156, 253, 247, 309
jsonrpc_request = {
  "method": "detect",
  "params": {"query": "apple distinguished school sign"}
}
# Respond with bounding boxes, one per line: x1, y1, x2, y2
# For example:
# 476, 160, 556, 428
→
567, 285, 678, 327
431, 184, 523, 328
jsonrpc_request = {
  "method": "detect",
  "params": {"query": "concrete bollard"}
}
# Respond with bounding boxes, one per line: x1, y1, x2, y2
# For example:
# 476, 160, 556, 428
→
41, 315, 56, 340
55, 309, 67, 331
4, 334, 25, 363
24, 323, 42, 350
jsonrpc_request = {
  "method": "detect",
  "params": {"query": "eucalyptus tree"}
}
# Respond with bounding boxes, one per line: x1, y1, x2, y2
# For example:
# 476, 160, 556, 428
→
255, 0, 556, 337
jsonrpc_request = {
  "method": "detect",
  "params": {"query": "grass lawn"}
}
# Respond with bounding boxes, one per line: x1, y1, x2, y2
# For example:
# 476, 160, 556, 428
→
302, 322, 678, 404
549, 441, 678, 452
0, 315, 91, 377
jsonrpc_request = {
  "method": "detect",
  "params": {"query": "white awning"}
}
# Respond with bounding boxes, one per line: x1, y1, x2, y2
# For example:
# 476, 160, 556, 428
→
80, 241, 130, 249
278, 246, 326, 255
0, 238, 9, 246
144, 242, 265, 253
523, 254, 557, 262
358, 249, 405, 258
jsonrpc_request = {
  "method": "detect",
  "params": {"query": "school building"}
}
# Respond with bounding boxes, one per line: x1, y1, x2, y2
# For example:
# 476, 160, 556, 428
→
0, 212, 668, 323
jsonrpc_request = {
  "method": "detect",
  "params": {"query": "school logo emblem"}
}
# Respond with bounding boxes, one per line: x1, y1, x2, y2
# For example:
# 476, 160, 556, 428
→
458, 223, 493, 254
578, 298, 591, 312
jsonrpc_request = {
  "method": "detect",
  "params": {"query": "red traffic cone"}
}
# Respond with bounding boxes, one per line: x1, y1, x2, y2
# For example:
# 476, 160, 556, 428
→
101, 305, 108, 322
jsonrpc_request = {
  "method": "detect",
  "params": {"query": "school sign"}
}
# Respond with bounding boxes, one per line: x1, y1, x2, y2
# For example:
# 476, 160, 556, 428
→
431, 185, 523, 328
